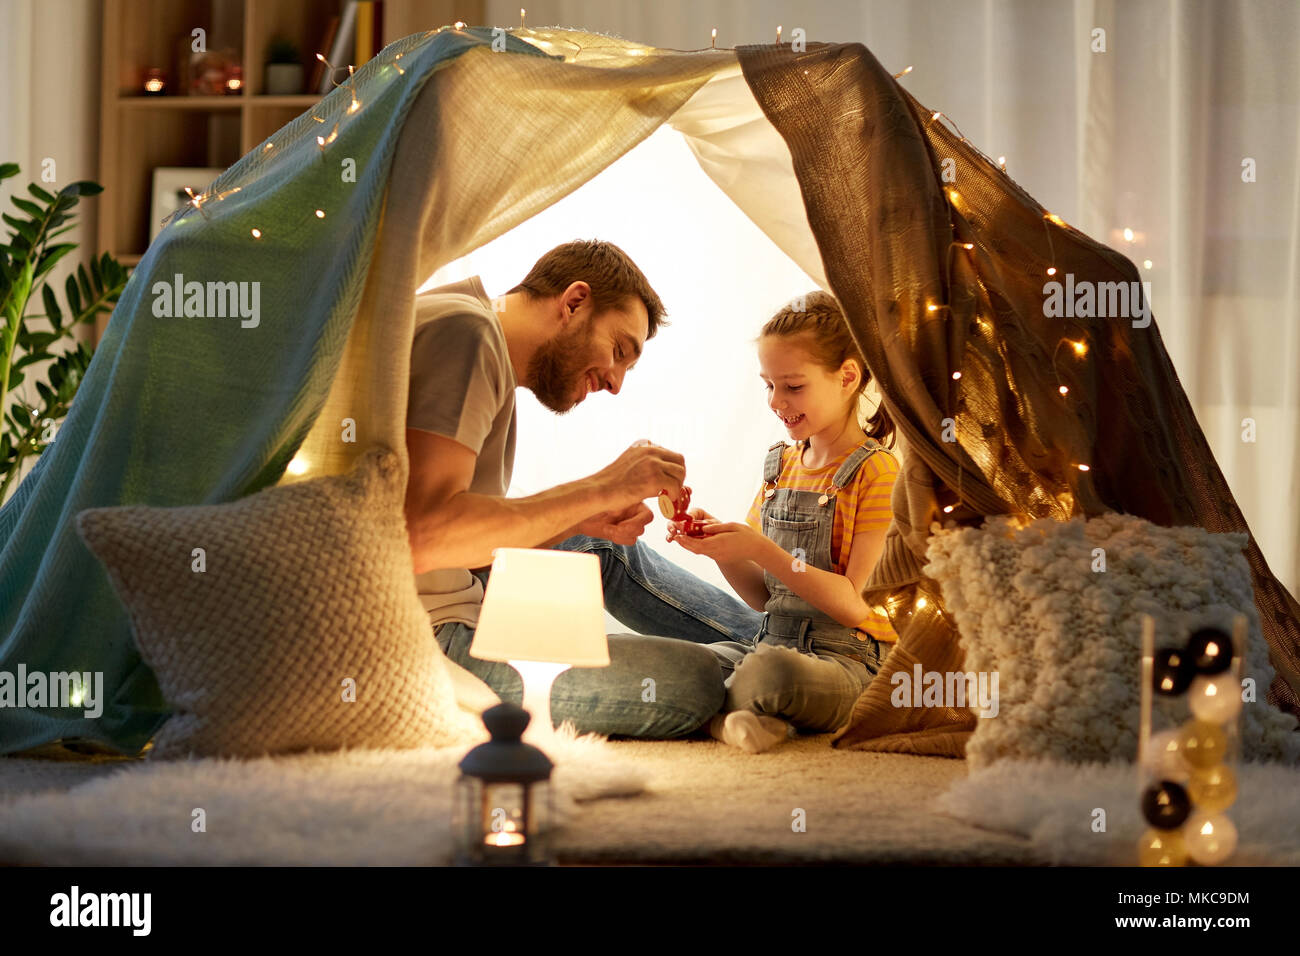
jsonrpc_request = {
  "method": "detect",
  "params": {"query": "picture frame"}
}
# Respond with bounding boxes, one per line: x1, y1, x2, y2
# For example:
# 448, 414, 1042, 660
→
150, 167, 227, 242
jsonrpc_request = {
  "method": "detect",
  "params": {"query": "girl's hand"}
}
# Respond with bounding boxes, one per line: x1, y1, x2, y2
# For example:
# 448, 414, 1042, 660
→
666, 507, 715, 542
671, 520, 765, 565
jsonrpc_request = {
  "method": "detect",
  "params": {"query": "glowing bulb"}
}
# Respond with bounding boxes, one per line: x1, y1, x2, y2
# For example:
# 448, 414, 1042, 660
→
943, 504, 955, 513
1076, 463, 1089, 471
948, 189, 960, 203
1177, 719, 1228, 770
961, 242, 974, 250
1183, 811, 1238, 864
927, 304, 939, 312
520, 7, 526, 26
1046, 266, 1057, 276
1188, 764, 1237, 813
1138, 828, 1188, 867
916, 596, 928, 609
997, 155, 1006, 168
1188, 674, 1243, 723
263, 142, 274, 151
1046, 213, 1066, 226
1059, 385, 1069, 395
895, 65, 913, 78
454, 21, 466, 29
250, 228, 262, 239
1122, 227, 1135, 242
711, 28, 717, 48
1143, 259, 1153, 269
287, 456, 309, 476
952, 371, 961, 380
1070, 340, 1087, 357
1143, 728, 1191, 783
315, 209, 325, 218
777, 25, 782, 44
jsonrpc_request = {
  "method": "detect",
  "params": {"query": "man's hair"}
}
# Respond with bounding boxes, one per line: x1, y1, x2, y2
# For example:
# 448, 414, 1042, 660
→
508, 240, 668, 339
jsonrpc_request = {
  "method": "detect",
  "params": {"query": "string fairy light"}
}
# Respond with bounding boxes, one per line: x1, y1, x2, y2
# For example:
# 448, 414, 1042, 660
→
521, 7, 526, 27
893, 64, 913, 78
315, 120, 340, 152
346, 65, 360, 113
182, 186, 210, 220
711, 28, 717, 49
776, 24, 782, 45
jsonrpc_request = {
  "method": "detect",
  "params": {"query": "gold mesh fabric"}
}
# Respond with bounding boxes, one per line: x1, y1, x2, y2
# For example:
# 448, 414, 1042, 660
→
735, 41, 1300, 755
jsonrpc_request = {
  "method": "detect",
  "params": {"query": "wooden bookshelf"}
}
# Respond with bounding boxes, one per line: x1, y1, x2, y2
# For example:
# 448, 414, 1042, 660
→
96, 0, 483, 281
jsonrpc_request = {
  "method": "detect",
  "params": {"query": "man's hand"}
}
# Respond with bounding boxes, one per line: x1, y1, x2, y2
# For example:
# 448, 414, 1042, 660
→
574, 502, 655, 546
592, 442, 686, 512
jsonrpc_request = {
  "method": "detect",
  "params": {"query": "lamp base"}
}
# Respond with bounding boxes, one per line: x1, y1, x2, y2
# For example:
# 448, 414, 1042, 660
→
511, 660, 571, 744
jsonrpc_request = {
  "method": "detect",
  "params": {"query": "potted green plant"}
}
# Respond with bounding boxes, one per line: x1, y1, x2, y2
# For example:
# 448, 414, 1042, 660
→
1, 163, 128, 504
265, 37, 303, 95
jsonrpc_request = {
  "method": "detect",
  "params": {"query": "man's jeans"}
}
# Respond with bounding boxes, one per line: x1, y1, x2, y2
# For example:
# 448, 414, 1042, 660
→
435, 535, 764, 738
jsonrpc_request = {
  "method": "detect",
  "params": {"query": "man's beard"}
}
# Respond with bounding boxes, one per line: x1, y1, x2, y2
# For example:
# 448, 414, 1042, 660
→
526, 317, 595, 414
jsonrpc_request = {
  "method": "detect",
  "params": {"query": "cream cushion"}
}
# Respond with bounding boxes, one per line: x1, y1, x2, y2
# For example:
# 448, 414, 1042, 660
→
76, 446, 485, 758
923, 513, 1300, 770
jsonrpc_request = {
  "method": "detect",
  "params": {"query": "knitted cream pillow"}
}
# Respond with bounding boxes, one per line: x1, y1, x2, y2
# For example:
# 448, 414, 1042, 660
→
76, 446, 484, 759
923, 512, 1300, 770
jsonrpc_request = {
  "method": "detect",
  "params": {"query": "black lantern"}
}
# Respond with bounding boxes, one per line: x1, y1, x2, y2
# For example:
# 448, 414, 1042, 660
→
454, 703, 555, 866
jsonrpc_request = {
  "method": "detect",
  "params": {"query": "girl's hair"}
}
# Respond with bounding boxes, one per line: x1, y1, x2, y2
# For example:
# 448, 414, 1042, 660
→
760, 291, 896, 449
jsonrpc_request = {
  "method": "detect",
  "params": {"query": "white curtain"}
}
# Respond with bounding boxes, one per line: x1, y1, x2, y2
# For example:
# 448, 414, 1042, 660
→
481, 0, 1300, 596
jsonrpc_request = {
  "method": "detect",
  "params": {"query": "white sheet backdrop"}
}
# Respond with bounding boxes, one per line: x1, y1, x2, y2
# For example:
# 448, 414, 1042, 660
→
465, 0, 1300, 596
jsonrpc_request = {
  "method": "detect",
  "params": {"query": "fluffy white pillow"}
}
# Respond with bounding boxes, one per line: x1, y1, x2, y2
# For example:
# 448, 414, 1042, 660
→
924, 512, 1300, 770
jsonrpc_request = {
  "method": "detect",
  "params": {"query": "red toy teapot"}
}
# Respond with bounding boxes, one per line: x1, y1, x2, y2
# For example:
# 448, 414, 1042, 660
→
659, 486, 707, 537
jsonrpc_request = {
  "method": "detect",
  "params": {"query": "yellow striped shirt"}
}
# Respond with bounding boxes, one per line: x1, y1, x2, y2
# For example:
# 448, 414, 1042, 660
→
745, 441, 900, 642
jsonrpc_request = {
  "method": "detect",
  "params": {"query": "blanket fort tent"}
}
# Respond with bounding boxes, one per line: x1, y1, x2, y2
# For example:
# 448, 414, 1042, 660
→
2, 26, 1298, 757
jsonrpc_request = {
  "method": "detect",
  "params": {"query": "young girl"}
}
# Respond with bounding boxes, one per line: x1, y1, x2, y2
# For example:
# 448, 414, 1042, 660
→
670, 291, 900, 753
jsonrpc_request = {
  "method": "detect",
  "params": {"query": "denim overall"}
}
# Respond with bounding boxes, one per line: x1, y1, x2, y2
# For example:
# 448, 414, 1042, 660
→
754, 437, 887, 672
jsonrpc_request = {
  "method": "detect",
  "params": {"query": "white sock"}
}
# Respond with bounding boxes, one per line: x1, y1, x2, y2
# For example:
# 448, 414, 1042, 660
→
708, 711, 793, 754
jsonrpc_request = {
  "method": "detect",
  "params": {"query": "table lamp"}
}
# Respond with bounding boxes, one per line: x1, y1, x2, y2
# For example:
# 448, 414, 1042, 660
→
469, 548, 610, 743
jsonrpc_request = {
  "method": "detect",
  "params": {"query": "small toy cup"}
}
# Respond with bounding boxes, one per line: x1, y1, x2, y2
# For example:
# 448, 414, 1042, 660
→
659, 486, 706, 537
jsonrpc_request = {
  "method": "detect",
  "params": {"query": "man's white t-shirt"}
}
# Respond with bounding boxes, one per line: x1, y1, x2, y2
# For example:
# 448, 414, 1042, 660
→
407, 276, 517, 628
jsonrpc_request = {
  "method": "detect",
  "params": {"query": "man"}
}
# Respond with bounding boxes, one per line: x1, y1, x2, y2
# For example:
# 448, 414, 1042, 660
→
405, 240, 762, 737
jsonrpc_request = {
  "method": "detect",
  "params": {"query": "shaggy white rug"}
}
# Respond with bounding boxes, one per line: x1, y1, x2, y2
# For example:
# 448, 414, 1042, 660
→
933, 758, 1300, 865
0, 725, 645, 866
7, 734, 1300, 865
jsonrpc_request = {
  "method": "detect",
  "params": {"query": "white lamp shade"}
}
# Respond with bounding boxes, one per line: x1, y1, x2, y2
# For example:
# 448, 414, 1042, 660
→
469, 549, 611, 667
